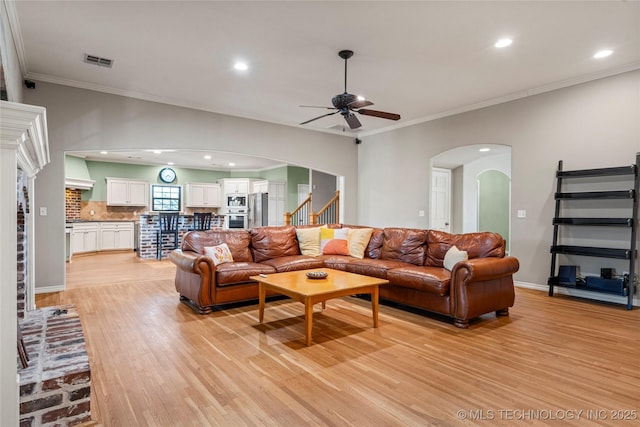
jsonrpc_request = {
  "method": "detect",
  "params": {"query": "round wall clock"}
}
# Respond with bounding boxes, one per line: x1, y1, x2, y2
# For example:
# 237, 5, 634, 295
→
159, 167, 177, 183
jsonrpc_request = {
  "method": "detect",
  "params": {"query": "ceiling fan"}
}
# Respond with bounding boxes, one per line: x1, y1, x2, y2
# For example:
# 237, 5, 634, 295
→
300, 50, 401, 130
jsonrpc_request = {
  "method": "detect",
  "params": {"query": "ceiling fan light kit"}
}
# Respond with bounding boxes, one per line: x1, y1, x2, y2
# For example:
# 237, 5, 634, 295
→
300, 50, 401, 130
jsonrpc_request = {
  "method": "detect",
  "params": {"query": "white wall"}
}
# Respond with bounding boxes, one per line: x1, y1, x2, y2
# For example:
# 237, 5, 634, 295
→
23, 82, 356, 290
358, 70, 640, 287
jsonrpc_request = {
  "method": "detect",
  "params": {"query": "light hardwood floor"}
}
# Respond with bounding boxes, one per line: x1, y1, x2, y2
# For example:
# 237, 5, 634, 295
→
36, 252, 640, 426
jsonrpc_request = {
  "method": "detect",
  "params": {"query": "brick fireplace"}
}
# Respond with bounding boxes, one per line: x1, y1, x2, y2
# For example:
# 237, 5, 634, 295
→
19, 306, 91, 427
3, 101, 91, 426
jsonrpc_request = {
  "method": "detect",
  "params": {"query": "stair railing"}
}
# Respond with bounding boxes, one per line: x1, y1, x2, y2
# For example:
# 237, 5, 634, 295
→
312, 190, 340, 225
285, 193, 312, 226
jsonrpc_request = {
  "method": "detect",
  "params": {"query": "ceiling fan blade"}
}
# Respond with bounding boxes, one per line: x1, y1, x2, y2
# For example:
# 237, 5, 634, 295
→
300, 111, 339, 125
344, 113, 362, 129
347, 99, 374, 109
300, 105, 336, 110
357, 109, 401, 121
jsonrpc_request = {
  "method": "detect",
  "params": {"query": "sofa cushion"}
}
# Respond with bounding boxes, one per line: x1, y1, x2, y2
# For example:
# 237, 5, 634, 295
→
345, 258, 415, 279
387, 266, 451, 296
182, 229, 253, 262
319, 254, 360, 271
380, 228, 428, 266
215, 262, 276, 287
296, 227, 322, 256
204, 243, 234, 266
320, 227, 349, 255
347, 227, 374, 259
426, 230, 505, 267
443, 245, 468, 271
260, 255, 325, 272
250, 226, 300, 263
343, 225, 384, 259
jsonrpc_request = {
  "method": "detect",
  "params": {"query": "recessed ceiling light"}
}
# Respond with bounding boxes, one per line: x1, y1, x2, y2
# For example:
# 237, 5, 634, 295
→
167, 162, 174, 165
203, 155, 212, 160
152, 150, 162, 154
234, 62, 248, 71
479, 148, 491, 152
228, 162, 236, 167
100, 151, 108, 154
494, 38, 513, 48
593, 49, 613, 59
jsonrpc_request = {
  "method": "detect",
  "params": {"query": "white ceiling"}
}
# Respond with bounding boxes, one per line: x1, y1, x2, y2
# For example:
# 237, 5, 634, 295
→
7, 1, 640, 170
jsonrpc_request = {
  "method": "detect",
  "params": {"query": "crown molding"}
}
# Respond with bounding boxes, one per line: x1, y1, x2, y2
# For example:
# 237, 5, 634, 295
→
0, 100, 49, 176
357, 61, 640, 138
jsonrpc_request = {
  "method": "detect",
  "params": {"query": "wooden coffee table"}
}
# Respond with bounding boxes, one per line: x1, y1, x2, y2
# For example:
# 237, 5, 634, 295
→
251, 268, 389, 345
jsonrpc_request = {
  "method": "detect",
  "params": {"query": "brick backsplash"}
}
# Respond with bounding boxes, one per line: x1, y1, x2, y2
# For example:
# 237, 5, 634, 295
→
64, 189, 81, 221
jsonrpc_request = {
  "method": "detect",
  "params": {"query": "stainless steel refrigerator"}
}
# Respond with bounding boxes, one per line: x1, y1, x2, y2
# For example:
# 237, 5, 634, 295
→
247, 193, 269, 228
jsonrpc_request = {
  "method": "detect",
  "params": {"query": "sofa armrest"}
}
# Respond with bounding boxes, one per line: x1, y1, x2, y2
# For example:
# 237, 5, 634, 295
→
453, 256, 520, 282
450, 256, 520, 326
169, 249, 217, 314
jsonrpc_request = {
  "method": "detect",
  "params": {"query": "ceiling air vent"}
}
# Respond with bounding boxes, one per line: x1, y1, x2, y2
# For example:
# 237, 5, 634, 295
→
84, 54, 114, 68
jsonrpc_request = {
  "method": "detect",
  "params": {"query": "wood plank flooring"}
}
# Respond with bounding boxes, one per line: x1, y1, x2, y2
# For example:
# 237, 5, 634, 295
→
35, 252, 640, 426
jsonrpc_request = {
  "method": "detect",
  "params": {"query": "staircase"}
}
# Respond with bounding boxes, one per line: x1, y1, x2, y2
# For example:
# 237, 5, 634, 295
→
285, 191, 339, 225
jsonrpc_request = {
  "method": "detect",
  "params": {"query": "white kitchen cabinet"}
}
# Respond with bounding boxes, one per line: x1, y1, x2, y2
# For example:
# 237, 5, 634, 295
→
71, 223, 99, 254
252, 180, 268, 194
185, 183, 221, 207
253, 180, 286, 226
99, 222, 134, 250
106, 178, 149, 206
219, 178, 250, 194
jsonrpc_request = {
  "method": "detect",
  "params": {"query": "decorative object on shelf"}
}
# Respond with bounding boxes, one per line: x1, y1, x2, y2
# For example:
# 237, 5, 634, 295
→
306, 271, 328, 280
159, 167, 177, 183
548, 153, 638, 310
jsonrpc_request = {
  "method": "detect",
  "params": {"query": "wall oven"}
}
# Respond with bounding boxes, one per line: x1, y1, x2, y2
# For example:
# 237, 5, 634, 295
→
225, 210, 248, 229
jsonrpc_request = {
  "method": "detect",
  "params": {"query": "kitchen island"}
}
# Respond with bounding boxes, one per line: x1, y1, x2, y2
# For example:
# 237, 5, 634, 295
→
138, 214, 224, 260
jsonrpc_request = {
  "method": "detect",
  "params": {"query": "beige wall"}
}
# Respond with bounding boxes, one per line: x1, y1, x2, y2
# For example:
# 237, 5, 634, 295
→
358, 69, 640, 288
23, 82, 357, 290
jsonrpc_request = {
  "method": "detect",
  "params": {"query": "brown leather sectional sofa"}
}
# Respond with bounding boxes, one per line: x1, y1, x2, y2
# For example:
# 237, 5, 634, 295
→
169, 225, 519, 328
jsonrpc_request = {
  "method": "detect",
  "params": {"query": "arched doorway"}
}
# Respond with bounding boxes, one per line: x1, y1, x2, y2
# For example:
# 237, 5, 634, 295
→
430, 144, 511, 251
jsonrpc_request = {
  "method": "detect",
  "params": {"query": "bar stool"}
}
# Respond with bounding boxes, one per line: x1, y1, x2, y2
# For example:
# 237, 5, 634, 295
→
157, 212, 180, 260
190, 212, 212, 231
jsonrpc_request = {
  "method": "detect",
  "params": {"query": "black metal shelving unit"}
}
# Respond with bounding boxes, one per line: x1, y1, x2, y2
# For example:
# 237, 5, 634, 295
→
548, 153, 639, 309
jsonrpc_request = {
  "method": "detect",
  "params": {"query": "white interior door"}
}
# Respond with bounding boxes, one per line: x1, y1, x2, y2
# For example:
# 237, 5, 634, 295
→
431, 168, 451, 232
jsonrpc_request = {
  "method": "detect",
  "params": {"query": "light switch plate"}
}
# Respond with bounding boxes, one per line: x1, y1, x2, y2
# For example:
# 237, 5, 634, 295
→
39, 207, 47, 216
517, 210, 526, 218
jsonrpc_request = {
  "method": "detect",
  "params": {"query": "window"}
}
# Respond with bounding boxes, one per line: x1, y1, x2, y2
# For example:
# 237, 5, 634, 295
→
151, 185, 181, 212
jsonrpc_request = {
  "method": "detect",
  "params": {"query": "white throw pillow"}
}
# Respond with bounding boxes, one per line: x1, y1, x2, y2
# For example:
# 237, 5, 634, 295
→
204, 243, 234, 266
443, 245, 468, 271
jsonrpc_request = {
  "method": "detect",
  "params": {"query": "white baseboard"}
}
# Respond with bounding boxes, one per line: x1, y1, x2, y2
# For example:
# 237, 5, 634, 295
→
35, 285, 65, 294
514, 281, 638, 307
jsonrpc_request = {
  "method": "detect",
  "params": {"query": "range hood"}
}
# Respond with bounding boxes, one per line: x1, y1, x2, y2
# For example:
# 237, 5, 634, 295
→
65, 178, 95, 190
65, 154, 95, 190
